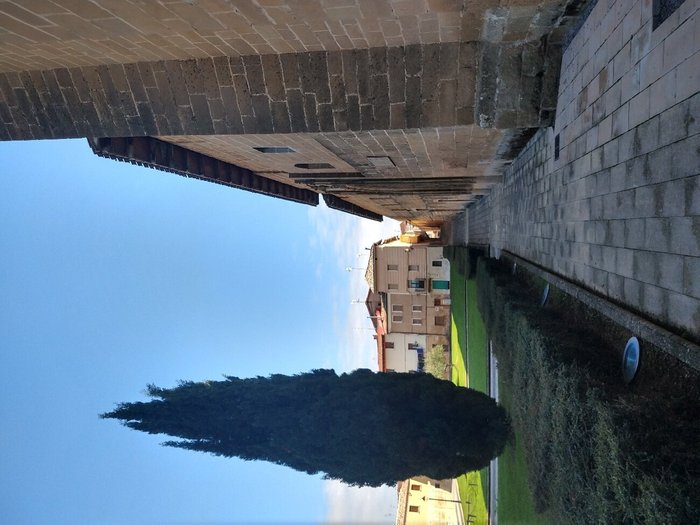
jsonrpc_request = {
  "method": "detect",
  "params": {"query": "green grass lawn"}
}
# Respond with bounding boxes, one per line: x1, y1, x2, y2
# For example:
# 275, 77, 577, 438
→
466, 280, 488, 395
448, 247, 547, 525
449, 255, 489, 525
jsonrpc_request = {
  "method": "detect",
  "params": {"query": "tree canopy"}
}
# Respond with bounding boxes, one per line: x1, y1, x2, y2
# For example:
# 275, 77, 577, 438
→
102, 369, 510, 487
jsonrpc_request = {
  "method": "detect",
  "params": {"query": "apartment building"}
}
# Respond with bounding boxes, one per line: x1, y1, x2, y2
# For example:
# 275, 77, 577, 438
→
365, 231, 450, 373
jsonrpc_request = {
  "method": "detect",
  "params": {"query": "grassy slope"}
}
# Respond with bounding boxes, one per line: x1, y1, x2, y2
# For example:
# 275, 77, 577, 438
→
497, 380, 549, 525
449, 258, 489, 525
477, 257, 700, 524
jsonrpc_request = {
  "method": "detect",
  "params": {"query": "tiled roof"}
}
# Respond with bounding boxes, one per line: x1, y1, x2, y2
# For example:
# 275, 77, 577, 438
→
376, 331, 385, 372
394, 480, 409, 525
364, 236, 400, 291
364, 243, 376, 292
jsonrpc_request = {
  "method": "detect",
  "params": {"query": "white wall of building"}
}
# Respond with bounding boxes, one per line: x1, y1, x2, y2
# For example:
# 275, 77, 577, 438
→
384, 333, 427, 373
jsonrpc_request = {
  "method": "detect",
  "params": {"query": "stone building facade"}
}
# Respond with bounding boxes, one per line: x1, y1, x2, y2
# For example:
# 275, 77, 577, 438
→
0, 0, 589, 223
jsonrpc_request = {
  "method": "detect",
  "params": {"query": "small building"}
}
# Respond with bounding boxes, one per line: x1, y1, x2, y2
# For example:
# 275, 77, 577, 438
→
365, 227, 450, 373
395, 477, 463, 525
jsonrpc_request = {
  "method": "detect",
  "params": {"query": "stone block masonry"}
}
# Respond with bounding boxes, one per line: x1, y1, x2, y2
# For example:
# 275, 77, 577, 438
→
0, 0, 628, 225
467, 0, 700, 339
157, 124, 507, 223
0, 0, 468, 73
0, 42, 477, 140
475, 37, 562, 129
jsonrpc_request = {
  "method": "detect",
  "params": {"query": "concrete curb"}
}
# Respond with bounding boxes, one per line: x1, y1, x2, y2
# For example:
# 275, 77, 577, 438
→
488, 341, 499, 525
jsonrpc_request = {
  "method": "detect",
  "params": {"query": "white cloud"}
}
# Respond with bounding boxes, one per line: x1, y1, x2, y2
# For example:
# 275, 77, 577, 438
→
324, 480, 397, 525
307, 201, 400, 372
307, 202, 401, 524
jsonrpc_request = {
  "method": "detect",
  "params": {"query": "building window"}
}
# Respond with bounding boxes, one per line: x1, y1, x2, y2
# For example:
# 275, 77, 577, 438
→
409, 506, 419, 513
388, 283, 399, 290
434, 298, 442, 306
434, 316, 446, 326
368, 156, 395, 168
294, 162, 334, 169
408, 343, 418, 350
431, 279, 449, 290
387, 264, 399, 271
385, 342, 395, 349
412, 305, 422, 312
392, 315, 403, 323
434, 482, 441, 489
253, 146, 295, 153
392, 305, 403, 312
411, 484, 421, 491
432, 260, 443, 267
412, 318, 422, 325
408, 279, 425, 290
554, 133, 560, 160
408, 264, 419, 271
386, 368, 395, 372
653, 0, 684, 29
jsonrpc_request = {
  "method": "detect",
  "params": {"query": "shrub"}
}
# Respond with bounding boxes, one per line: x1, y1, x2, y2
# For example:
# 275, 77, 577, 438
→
424, 344, 449, 379
476, 256, 700, 524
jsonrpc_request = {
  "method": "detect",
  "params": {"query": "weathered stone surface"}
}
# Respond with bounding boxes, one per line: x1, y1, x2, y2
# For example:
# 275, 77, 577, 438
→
0, 42, 482, 139
0, 0, 492, 73
261, 54, 286, 101
286, 88, 307, 133
303, 93, 320, 132
387, 46, 405, 104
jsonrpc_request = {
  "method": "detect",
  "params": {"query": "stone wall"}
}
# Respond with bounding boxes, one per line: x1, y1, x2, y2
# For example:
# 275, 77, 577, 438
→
0, 0, 468, 73
0, 0, 605, 225
0, 0, 595, 141
0, 41, 477, 140
159, 125, 506, 221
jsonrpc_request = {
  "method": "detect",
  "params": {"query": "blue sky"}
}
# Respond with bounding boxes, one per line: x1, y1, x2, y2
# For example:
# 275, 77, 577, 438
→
0, 139, 399, 524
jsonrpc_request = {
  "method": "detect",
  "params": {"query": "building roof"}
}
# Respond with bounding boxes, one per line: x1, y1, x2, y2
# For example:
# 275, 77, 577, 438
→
365, 243, 377, 292
376, 331, 385, 372
365, 290, 387, 371
375, 304, 387, 371
394, 480, 409, 525
88, 136, 384, 221
364, 236, 402, 292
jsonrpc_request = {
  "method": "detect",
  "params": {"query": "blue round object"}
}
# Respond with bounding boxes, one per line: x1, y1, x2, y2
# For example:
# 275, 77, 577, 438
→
622, 337, 641, 384
540, 284, 550, 306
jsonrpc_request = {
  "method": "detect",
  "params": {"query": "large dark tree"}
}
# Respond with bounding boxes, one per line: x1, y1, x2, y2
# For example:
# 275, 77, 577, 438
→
102, 369, 510, 486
